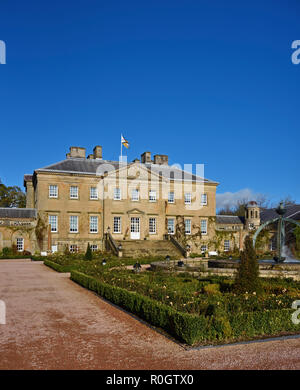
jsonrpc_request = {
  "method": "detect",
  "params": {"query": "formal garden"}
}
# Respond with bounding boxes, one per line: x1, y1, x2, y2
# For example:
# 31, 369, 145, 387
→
18, 238, 296, 347
1, 238, 300, 346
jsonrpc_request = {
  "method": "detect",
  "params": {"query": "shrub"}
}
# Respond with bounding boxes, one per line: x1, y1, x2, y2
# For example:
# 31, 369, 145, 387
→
64, 245, 70, 255
2, 247, 12, 256
234, 235, 262, 294
70, 270, 212, 345
84, 243, 93, 261
203, 283, 220, 295
44, 260, 74, 273
70, 270, 300, 345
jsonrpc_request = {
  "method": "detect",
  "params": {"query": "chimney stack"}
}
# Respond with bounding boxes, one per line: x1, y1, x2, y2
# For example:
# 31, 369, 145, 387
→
154, 154, 168, 165
69, 146, 86, 159
93, 145, 102, 160
141, 151, 152, 164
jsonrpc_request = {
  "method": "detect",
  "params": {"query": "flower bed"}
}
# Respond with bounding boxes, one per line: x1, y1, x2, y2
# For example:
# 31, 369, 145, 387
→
42, 253, 163, 272
43, 252, 300, 345
70, 270, 300, 345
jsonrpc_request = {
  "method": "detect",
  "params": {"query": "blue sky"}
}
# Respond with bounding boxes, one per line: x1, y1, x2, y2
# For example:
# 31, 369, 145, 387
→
0, 0, 299, 207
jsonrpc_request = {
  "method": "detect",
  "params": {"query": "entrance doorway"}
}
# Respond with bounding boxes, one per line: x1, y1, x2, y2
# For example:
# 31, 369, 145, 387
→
130, 217, 140, 239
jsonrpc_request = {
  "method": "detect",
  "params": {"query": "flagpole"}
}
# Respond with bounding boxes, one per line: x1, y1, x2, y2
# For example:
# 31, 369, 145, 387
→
120, 134, 122, 162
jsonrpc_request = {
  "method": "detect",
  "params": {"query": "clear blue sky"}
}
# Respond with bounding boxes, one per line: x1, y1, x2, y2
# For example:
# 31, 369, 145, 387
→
0, 0, 299, 206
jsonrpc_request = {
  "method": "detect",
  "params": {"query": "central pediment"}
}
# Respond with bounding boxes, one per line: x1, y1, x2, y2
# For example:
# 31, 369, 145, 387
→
126, 208, 145, 215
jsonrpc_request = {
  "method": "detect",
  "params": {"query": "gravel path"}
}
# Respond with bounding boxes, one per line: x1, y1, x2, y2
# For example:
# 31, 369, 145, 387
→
0, 259, 300, 370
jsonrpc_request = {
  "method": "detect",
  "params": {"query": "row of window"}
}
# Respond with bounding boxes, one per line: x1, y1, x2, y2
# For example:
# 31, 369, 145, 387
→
14, 237, 230, 253
48, 214, 209, 235
49, 185, 98, 200
49, 215, 99, 234
69, 244, 98, 253
62, 242, 231, 254
199, 240, 231, 253
112, 216, 208, 235
48, 185, 208, 205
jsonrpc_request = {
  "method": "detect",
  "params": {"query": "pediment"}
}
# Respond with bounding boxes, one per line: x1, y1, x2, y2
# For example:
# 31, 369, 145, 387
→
126, 208, 145, 215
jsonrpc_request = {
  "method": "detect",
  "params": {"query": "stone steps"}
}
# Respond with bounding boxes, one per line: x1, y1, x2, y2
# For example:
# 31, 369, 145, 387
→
115, 240, 182, 259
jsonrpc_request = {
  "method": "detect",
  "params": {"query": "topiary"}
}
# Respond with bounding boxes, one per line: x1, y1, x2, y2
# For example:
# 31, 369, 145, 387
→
84, 243, 93, 261
234, 235, 262, 294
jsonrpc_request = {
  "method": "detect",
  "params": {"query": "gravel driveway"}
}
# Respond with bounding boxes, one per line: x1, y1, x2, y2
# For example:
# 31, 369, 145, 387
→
0, 259, 300, 370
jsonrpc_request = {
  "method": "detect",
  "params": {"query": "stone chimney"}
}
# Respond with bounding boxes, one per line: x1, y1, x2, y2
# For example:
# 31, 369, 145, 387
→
141, 151, 152, 164
69, 146, 86, 159
93, 146, 102, 160
154, 154, 168, 165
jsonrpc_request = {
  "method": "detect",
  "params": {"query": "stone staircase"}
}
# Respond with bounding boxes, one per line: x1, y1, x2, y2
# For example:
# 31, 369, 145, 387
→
115, 239, 182, 259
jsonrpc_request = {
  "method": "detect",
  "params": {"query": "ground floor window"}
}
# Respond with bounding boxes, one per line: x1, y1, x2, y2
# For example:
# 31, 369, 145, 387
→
201, 219, 207, 235
167, 218, 175, 234
201, 245, 207, 253
149, 217, 156, 234
49, 215, 58, 233
224, 240, 230, 252
70, 215, 79, 233
185, 219, 191, 235
16, 238, 24, 252
69, 245, 78, 253
90, 216, 98, 233
113, 217, 121, 233
90, 245, 98, 252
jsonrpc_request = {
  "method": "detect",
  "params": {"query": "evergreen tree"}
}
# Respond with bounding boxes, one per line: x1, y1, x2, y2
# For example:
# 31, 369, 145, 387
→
64, 245, 70, 255
0, 179, 26, 208
85, 243, 93, 260
234, 235, 261, 293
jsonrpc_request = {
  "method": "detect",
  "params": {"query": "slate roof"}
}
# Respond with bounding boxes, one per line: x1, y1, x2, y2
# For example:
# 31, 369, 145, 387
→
216, 215, 245, 224
0, 208, 37, 219
260, 205, 300, 223
35, 158, 218, 184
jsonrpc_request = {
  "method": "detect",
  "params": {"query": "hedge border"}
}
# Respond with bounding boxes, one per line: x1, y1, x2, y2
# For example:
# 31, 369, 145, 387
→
44, 260, 74, 273
70, 270, 300, 346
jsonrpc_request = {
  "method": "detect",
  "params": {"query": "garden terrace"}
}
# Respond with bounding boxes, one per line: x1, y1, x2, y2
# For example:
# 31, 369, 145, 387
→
40, 252, 300, 346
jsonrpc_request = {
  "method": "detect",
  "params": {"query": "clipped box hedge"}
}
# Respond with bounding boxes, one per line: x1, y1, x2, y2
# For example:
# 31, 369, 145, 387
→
44, 259, 73, 273
70, 270, 300, 346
